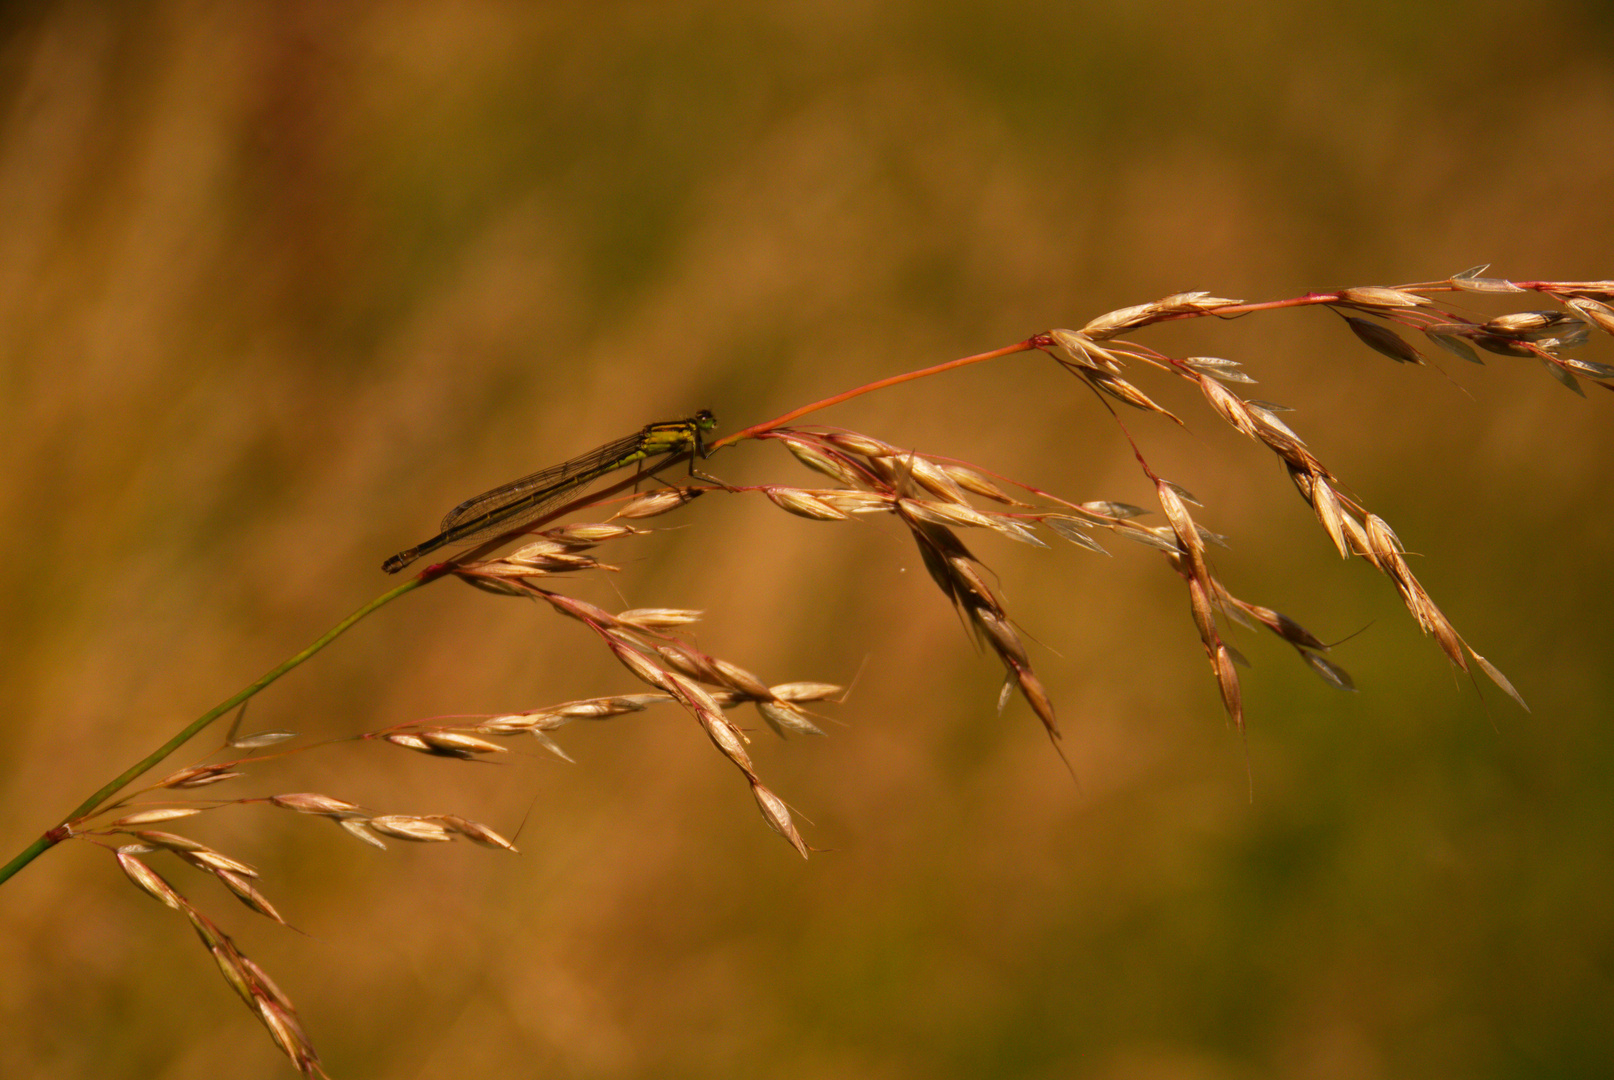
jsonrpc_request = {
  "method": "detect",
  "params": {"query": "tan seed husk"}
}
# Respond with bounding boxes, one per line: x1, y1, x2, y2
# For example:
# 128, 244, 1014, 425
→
116, 850, 185, 911
215, 869, 288, 925
367, 816, 455, 843
1345, 316, 1423, 364
614, 488, 701, 519
780, 436, 865, 486
712, 658, 773, 699
1339, 285, 1429, 308
768, 681, 843, 702
270, 793, 365, 819
1047, 328, 1124, 372
1080, 301, 1160, 338
766, 487, 849, 520
435, 815, 519, 851
943, 465, 1023, 505
615, 607, 703, 629
757, 699, 827, 737
546, 521, 638, 543
823, 431, 900, 458
158, 764, 246, 789
751, 782, 809, 858
419, 730, 509, 756
105, 807, 204, 828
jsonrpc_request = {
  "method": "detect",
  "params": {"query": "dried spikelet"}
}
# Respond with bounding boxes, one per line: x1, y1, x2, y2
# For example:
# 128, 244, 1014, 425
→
253, 998, 323, 1077
1344, 316, 1423, 364
893, 455, 966, 504
614, 488, 701, 519
1199, 376, 1262, 440
1158, 291, 1243, 311
943, 554, 998, 609
434, 815, 519, 851
367, 816, 455, 843
1185, 576, 1218, 652
239, 955, 295, 1014
757, 699, 827, 737
657, 641, 725, 683
664, 670, 734, 727
1484, 311, 1588, 343
506, 538, 570, 561
898, 498, 999, 530
711, 658, 773, 699
1362, 513, 1403, 572
694, 706, 756, 774
230, 731, 297, 750
179, 848, 260, 878
986, 515, 1047, 546
1247, 403, 1307, 455
1560, 355, 1614, 378
417, 731, 509, 757
766, 487, 849, 520
1338, 286, 1430, 308
269, 793, 366, 819
1468, 650, 1528, 711
816, 490, 892, 514
117, 849, 186, 911
1078, 500, 1149, 520
1155, 480, 1205, 565
338, 819, 386, 848
1307, 475, 1352, 558
545, 521, 639, 544
1300, 651, 1356, 691
607, 637, 678, 693
1450, 266, 1524, 292
1012, 667, 1060, 738
104, 807, 204, 828
1079, 369, 1184, 422
1080, 301, 1160, 339
751, 782, 809, 857
822, 431, 900, 458
1043, 515, 1109, 554
1240, 605, 1329, 651
943, 465, 1023, 504
214, 869, 288, 925
1117, 525, 1183, 553
1183, 356, 1256, 383
615, 607, 702, 629
1047, 327, 1125, 372
1213, 644, 1244, 731
971, 606, 1029, 667
554, 693, 667, 717
541, 592, 620, 627
779, 434, 865, 486
158, 763, 246, 789
768, 681, 842, 702
209, 939, 256, 1006
1425, 330, 1485, 364
1564, 296, 1614, 337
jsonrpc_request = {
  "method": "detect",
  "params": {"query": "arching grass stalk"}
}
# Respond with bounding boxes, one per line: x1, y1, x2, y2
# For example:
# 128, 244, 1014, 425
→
0, 575, 428, 887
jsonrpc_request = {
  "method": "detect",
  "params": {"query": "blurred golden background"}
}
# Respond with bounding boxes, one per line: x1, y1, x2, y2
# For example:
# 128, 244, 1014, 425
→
2, 2, 1612, 1077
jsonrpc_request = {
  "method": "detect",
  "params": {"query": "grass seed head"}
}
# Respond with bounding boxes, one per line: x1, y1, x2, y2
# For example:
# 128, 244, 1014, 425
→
757, 699, 827, 738
116, 850, 185, 911
751, 782, 809, 858
766, 487, 850, 520
367, 816, 455, 843
614, 488, 701, 519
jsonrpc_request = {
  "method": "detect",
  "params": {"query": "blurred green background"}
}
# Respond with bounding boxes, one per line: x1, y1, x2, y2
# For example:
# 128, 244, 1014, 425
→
2, 2, 1612, 1078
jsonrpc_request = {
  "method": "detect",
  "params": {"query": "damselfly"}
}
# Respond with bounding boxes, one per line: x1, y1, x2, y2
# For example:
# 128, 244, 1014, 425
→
382, 410, 717, 573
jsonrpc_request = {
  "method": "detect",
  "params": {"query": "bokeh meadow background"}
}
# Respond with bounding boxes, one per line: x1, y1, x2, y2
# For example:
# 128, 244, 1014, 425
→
2, 2, 1612, 1077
